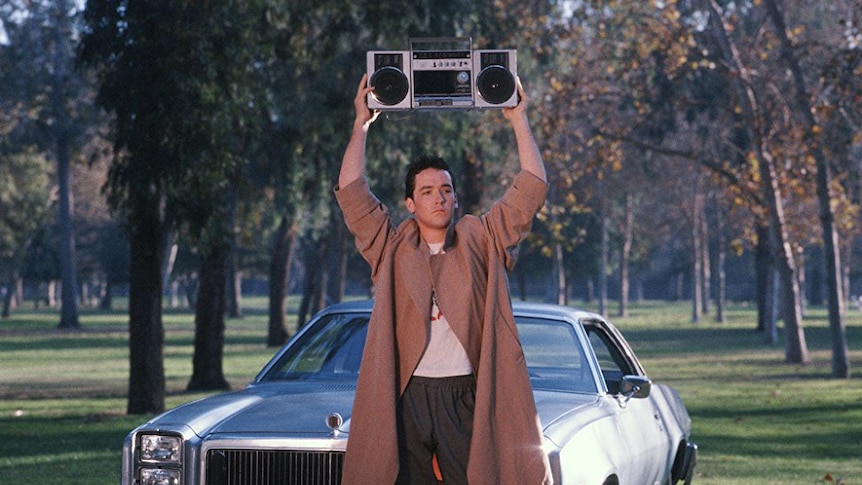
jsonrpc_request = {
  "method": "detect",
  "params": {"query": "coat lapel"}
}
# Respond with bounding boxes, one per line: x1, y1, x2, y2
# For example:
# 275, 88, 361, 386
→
398, 221, 434, 317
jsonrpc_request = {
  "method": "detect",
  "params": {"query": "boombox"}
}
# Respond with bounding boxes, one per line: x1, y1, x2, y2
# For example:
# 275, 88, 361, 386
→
367, 37, 518, 110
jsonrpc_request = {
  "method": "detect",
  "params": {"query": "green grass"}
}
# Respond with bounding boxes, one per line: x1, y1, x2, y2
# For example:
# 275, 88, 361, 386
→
1, 298, 860, 484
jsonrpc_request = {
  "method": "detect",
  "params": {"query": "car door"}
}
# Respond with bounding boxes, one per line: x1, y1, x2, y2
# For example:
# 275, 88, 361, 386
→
585, 321, 673, 484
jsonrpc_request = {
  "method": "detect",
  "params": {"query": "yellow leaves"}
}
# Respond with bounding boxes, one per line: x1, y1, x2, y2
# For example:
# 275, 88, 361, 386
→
730, 238, 746, 256
549, 77, 564, 92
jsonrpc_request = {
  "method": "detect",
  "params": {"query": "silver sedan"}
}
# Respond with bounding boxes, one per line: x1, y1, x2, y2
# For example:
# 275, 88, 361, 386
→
122, 300, 697, 485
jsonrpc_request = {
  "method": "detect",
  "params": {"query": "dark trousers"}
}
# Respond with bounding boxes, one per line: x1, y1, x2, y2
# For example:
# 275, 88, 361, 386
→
395, 375, 476, 485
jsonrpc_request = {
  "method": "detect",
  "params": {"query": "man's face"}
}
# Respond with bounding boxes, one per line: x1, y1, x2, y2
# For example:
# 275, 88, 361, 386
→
405, 168, 458, 242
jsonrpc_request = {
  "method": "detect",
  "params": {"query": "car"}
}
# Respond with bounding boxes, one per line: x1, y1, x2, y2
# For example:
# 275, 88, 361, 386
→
122, 300, 697, 485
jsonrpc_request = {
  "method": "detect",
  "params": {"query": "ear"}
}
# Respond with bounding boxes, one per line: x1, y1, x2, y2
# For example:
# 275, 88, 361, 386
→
453, 193, 459, 209
405, 197, 416, 214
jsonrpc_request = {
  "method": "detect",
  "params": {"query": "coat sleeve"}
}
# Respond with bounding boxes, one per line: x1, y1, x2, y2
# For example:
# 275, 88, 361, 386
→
334, 177, 394, 279
481, 170, 548, 271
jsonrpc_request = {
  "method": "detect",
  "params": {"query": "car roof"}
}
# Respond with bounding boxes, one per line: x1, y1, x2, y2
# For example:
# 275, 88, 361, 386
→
317, 299, 607, 324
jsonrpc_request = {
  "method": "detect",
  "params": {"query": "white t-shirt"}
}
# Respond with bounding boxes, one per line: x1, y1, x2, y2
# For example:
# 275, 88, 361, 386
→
412, 243, 474, 378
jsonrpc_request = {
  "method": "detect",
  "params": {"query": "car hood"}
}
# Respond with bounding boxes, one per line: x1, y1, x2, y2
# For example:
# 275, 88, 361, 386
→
142, 382, 602, 442
144, 381, 357, 438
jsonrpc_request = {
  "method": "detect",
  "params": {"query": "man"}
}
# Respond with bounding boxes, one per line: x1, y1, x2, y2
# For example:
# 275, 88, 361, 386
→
335, 73, 553, 485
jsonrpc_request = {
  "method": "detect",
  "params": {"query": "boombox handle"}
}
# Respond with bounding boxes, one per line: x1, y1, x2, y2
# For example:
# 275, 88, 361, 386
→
409, 37, 472, 52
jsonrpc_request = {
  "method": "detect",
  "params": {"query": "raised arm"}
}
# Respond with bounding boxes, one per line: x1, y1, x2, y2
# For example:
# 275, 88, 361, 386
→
502, 78, 546, 182
338, 74, 380, 188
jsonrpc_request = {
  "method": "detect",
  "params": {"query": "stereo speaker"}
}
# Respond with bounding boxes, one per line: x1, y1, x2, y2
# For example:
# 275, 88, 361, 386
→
366, 50, 411, 110
473, 49, 518, 108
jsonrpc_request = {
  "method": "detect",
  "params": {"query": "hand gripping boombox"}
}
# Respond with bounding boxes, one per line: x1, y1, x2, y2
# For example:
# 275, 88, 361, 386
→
367, 37, 518, 110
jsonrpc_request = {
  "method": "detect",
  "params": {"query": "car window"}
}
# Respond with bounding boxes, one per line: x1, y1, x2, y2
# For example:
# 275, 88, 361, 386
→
260, 313, 369, 382
516, 317, 598, 393
585, 322, 633, 394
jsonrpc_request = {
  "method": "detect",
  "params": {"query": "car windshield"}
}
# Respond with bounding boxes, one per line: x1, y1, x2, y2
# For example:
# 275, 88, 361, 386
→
259, 310, 598, 393
260, 312, 369, 382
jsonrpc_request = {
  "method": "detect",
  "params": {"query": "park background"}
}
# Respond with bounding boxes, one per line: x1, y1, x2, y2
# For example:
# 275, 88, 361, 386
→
1, 0, 861, 483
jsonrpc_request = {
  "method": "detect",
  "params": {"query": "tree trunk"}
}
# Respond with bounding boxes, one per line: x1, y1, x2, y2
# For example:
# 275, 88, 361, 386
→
764, 0, 848, 377
326, 201, 347, 305
268, 215, 296, 347
54, 73, 79, 329
2, 270, 19, 318
691, 190, 703, 324
127, 191, 166, 415
618, 191, 633, 317
99, 279, 113, 310
187, 246, 230, 391
227, 265, 243, 319
714, 206, 726, 324
700, 197, 711, 315
226, 170, 243, 319
598, 195, 609, 317
554, 243, 567, 306
297, 236, 325, 329
807, 246, 824, 306
797, 252, 807, 318
755, 224, 770, 331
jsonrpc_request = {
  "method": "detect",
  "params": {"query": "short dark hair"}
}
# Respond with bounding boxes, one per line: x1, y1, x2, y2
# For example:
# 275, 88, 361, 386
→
405, 155, 455, 199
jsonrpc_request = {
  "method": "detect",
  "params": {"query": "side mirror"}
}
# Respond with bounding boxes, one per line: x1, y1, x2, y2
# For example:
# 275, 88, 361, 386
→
620, 375, 651, 400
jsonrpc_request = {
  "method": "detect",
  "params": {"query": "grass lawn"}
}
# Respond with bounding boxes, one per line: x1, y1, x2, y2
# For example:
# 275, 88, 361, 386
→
0, 298, 860, 484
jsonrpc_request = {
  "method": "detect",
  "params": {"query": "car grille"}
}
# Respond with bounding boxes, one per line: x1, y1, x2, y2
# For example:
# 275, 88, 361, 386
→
205, 449, 344, 485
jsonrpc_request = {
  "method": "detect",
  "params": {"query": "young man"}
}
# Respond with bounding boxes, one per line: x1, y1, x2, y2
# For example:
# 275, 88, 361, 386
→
335, 74, 553, 485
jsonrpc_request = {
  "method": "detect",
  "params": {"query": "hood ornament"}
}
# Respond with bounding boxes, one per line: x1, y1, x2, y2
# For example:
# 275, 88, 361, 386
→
326, 412, 344, 437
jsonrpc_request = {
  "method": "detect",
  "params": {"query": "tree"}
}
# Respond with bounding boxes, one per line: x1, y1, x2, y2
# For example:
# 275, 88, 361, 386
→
0, 154, 54, 317
1, 0, 95, 327
82, 0, 300, 399
46, 0, 82, 329
81, 0, 218, 412
763, 0, 850, 377
689, 0, 811, 363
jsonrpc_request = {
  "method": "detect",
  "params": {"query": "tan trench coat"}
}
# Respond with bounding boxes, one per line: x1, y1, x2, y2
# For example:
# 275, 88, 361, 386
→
335, 170, 553, 485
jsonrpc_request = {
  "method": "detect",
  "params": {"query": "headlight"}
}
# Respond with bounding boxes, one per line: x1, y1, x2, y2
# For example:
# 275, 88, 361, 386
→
137, 433, 182, 485
140, 434, 182, 464
140, 467, 181, 485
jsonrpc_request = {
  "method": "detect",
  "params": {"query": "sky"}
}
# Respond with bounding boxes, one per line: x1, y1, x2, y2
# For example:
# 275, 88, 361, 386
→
0, 19, 8, 46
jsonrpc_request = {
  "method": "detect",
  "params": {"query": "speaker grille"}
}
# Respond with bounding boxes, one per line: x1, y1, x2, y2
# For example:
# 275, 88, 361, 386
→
370, 66, 409, 106
476, 65, 515, 105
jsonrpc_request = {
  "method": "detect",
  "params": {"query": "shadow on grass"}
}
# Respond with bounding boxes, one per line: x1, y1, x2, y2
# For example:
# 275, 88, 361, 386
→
621, 324, 862, 360
0, 412, 141, 485
0, 329, 276, 353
